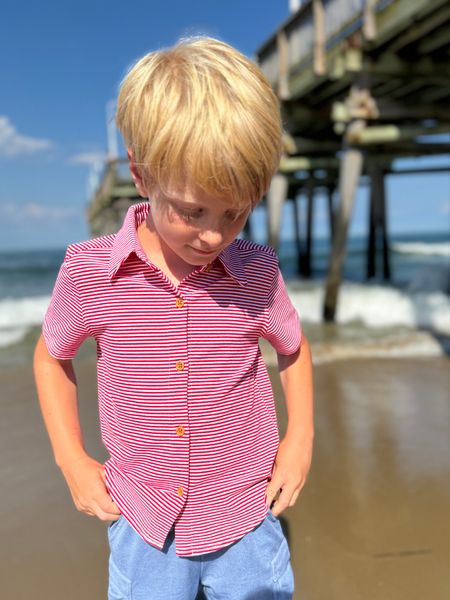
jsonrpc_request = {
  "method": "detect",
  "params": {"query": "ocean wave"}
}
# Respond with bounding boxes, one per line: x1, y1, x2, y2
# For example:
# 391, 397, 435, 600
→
0, 296, 50, 348
287, 281, 450, 335
392, 242, 450, 257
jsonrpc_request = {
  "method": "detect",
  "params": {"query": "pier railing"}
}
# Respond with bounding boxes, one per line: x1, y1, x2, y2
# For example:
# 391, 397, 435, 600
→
257, 0, 436, 99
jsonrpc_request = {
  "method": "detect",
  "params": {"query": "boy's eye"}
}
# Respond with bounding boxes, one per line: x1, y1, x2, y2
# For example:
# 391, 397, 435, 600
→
171, 203, 245, 223
175, 206, 204, 220
224, 210, 242, 222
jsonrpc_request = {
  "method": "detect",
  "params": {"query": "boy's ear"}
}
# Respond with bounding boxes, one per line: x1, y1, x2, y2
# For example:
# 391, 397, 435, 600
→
127, 149, 148, 198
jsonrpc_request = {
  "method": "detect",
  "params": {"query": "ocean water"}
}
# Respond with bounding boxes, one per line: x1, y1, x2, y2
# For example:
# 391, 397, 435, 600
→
0, 231, 449, 367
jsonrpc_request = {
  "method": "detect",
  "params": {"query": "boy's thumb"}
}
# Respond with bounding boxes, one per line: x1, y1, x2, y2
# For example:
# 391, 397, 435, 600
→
266, 482, 281, 508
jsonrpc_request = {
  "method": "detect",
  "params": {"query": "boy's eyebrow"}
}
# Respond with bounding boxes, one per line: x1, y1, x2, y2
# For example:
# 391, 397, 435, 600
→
163, 192, 248, 215
162, 193, 200, 205
167, 196, 242, 213
168, 198, 203, 208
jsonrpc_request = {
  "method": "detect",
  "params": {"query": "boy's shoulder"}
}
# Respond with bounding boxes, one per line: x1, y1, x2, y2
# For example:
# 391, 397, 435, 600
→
231, 238, 278, 264
63, 233, 117, 262
233, 237, 276, 255
227, 238, 279, 282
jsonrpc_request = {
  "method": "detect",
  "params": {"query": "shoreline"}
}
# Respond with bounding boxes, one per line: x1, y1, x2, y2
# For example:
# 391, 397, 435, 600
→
1, 354, 449, 599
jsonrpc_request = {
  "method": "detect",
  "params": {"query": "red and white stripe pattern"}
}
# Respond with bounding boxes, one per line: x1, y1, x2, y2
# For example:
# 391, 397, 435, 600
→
43, 201, 301, 556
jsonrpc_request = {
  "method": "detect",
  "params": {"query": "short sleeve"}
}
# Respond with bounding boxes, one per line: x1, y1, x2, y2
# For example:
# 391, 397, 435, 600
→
42, 260, 91, 359
261, 266, 302, 355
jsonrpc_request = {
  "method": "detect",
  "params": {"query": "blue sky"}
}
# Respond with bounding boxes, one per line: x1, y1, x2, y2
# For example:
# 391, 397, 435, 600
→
0, 0, 448, 251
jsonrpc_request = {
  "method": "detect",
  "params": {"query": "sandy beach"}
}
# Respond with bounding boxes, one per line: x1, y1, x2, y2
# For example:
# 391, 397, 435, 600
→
1, 351, 449, 599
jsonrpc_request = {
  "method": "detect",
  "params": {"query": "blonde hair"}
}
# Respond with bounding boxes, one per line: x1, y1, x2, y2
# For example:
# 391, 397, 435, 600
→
116, 37, 282, 210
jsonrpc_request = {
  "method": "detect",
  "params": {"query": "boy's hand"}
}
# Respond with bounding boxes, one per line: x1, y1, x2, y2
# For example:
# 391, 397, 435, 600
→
265, 434, 313, 517
59, 454, 121, 522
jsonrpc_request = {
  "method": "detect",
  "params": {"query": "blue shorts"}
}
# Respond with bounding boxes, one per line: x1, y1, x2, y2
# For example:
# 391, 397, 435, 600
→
107, 510, 294, 599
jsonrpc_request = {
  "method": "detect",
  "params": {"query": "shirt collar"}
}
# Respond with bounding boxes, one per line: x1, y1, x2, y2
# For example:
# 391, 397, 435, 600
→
217, 242, 247, 287
107, 201, 151, 281
107, 201, 247, 287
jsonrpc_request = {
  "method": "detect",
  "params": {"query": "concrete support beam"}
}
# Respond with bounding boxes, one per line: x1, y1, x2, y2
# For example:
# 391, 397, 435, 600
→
363, 0, 378, 41
266, 173, 289, 250
324, 119, 365, 321
313, 0, 326, 76
367, 162, 391, 280
346, 124, 450, 145
327, 184, 336, 241
277, 30, 290, 100
280, 156, 340, 172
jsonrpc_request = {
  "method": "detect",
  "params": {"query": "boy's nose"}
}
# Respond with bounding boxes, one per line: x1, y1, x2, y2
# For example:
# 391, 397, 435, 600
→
197, 228, 224, 249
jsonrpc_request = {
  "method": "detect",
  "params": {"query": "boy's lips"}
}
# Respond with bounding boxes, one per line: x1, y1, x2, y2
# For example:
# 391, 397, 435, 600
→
189, 246, 219, 256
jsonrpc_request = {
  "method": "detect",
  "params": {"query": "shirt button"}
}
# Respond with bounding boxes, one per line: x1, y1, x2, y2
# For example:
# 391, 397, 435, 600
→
175, 298, 185, 308
176, 426, 185, 437
175, 361, 185, 371
177, 486, 184, 497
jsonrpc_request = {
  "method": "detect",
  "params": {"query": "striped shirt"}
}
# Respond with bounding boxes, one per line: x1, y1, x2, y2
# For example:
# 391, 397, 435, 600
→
42, 201, 302, 556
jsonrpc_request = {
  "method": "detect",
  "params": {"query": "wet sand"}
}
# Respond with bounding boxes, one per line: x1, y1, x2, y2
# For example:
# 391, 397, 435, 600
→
1, 354, 449, 599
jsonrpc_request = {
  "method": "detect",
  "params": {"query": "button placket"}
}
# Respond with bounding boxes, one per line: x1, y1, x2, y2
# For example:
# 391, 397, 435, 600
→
169, 290, 189, 504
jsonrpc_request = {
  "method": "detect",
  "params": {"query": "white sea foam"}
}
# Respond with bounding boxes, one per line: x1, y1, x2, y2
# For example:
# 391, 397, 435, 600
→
0, 295, 50, 348
287, 281, 450, 336
260, 330, 444, 365
393, 242, 450, 257
310, 331, 444, 364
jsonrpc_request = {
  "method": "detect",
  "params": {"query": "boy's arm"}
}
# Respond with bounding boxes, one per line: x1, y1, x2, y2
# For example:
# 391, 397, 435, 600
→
33, 334, 120, 521
266, 335, 314, 517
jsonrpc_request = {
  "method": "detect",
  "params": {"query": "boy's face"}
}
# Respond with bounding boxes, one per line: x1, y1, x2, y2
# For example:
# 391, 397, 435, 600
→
146, 186, 251, 267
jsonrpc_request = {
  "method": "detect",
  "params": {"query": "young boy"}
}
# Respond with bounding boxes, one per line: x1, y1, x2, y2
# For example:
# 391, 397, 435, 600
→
33, 37, 313, 599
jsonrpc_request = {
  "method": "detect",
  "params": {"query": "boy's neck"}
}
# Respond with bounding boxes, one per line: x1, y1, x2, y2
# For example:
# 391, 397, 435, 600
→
137, 217, 198, 287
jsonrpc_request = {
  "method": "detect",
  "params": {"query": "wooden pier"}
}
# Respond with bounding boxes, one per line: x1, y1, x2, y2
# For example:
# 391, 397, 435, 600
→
87, 0, 450, 321
256, 0, 450, 320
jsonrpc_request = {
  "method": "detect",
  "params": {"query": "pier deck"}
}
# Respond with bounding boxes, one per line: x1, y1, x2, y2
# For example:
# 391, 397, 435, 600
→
256, 0, 450, 319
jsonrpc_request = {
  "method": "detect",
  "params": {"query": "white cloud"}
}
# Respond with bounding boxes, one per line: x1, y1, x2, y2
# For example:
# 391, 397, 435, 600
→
0, 201, 79, 223
69, 151, 106, 166
0, 116, 53, 157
